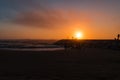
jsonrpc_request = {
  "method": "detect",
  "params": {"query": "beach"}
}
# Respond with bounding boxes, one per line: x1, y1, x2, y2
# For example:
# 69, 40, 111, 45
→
0, 48, 120, 80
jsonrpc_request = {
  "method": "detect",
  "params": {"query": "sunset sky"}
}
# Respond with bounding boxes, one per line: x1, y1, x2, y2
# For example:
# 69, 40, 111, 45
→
0, 0, 120, 39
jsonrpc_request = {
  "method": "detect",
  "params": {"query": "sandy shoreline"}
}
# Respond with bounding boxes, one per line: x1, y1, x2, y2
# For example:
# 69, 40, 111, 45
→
0, 48, 120, 80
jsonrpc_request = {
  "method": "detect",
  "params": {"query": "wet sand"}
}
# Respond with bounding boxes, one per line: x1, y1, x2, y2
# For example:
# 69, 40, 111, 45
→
0, 48, 120, 80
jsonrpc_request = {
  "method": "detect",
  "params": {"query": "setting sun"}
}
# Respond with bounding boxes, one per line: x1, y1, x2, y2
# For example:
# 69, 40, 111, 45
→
74, 32, 83, 39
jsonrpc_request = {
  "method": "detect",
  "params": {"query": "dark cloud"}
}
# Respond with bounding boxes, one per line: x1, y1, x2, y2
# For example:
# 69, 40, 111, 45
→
9, 1, 91, 29
12, 6, 83, 28
1, 0, 78, 28
13, 11, 65, 28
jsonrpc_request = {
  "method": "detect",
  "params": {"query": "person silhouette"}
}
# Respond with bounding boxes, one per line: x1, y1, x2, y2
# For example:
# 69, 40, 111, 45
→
117, 34, 120, 40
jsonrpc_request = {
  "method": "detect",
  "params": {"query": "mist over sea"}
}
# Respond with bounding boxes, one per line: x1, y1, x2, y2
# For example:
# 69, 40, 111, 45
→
0, 40, 64, 51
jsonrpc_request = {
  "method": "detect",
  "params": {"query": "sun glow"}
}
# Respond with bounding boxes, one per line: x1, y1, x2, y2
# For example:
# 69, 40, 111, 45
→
74, 31, 83, 39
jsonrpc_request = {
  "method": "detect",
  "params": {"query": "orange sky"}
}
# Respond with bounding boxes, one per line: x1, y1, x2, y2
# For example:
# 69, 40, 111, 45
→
0, 0, 120, 39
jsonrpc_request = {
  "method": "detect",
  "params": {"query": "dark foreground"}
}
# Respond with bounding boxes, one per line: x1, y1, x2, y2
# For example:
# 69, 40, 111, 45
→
0, 48, 120, 80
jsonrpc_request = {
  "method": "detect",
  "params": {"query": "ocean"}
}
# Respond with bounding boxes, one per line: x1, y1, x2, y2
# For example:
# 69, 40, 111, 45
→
0, 40, 64, 51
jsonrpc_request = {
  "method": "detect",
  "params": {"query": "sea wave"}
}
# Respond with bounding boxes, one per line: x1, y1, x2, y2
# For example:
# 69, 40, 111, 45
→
0, 40, 64, 51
